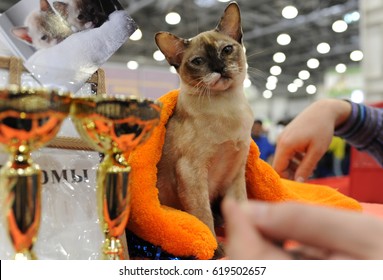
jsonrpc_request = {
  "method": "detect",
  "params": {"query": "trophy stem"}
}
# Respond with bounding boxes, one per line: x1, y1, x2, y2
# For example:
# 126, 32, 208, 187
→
1, 151, 41, 260
97, 153, 131, 260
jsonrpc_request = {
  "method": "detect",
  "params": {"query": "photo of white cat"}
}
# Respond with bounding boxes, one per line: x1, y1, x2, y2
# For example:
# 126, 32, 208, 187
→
11, 0, 72, 50
0, 0, 137, 92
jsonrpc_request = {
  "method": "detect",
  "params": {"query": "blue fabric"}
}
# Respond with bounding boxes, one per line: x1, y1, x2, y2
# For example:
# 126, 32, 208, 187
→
252, 135, 275, 161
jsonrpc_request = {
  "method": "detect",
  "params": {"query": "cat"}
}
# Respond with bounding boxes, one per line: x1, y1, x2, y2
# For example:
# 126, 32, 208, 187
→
53, 0, 109, 32
11, 0, 72, 50
155, 2, 254, 259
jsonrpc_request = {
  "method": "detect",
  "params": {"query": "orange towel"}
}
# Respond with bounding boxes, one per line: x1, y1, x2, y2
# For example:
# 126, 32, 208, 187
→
126, 89, 362, 260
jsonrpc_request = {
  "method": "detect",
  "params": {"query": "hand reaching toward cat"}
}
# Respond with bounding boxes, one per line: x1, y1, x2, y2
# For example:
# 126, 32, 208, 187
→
272, 99, 352, 181
222, 198, 383, 260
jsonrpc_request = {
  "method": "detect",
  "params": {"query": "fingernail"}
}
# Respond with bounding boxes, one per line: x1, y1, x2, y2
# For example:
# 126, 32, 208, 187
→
295, 176, 305, 182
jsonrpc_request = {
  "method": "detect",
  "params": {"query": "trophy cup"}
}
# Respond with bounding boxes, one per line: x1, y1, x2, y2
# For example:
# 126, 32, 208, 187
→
71, 94, 161, 260
0, 85, 72, 260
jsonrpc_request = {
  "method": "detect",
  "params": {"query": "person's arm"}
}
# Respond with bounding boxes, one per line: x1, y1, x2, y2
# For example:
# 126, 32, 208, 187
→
335, 102, 383, 166
222, 198, 383, 260
272, 99, 351, 181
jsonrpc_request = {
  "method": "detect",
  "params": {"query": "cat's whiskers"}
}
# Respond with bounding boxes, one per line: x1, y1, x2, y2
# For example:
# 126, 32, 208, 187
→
246, 66, 268, 80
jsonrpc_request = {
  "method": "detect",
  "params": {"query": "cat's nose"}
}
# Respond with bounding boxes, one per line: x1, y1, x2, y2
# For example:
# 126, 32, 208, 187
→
211, 63, 225, 74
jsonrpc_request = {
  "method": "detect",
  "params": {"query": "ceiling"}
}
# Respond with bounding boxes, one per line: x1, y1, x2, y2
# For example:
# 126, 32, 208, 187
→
0, 0, 360, 98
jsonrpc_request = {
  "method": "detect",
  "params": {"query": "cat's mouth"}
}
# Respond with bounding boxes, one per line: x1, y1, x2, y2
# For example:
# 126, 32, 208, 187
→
206, 73, 232, 91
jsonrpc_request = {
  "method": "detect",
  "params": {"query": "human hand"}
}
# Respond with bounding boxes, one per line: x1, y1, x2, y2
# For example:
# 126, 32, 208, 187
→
272, 99, 351, 181
222, 199, 383, 260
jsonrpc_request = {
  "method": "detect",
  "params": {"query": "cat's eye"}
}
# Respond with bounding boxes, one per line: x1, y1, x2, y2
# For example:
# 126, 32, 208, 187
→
78, 14, 85, 20
191, 57, 205, 66
41, 35, 48, 41
222, 45, 233, 55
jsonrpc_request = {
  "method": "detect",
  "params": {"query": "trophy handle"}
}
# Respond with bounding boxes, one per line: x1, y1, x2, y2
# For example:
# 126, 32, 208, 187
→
1, 154, 41, 260
97, 153, 131, 260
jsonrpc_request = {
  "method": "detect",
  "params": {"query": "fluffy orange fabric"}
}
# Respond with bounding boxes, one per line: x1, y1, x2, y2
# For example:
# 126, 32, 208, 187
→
125, 89, 362, 260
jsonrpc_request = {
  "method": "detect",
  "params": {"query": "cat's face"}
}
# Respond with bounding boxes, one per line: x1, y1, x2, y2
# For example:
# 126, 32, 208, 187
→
155, 2, 246, 93
53, 0, 108, 32
11, 0, 72, 49
178, 31, 246, 92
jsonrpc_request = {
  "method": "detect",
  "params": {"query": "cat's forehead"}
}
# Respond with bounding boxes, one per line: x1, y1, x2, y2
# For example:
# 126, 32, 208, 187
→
188, 31, 235, 47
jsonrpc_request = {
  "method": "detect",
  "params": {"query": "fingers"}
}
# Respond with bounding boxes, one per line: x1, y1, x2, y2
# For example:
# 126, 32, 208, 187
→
292, 146, 322, 181
273, 141, 325, 182
242, 201, 383, 259
221, 198, 291, 260
272, 141, 297, 179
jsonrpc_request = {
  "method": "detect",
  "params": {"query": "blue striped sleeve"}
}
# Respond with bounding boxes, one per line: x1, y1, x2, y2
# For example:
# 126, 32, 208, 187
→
335, 102, 383, 166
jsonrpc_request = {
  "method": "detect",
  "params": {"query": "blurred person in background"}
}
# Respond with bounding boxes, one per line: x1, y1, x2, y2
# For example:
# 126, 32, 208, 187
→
251, 119, 275, 164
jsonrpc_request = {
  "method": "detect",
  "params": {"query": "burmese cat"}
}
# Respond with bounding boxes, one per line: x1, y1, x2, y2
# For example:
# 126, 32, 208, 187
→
53, 0, 108, 32
155, 2, 253, 258
11, 0, 72, 50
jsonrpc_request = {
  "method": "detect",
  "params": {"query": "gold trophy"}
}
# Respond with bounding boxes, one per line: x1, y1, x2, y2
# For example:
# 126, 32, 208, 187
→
0, 85, 71, 260
71, 95, 161, 260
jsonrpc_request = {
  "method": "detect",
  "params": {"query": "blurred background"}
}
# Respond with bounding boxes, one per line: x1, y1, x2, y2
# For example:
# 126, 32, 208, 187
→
0, 0, 372, 119
1, 0, 372, 122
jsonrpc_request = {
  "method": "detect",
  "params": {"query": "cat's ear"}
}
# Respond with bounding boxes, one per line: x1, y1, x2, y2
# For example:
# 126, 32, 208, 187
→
216, 2, 242, 43
53, 2, 69, 19
11, 27, 33, 45
155, 32, 187, 69
40, 0, 54, 13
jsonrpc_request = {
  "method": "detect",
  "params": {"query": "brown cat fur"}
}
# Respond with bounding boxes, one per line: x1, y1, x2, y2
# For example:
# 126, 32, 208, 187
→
155, 2, 254, 258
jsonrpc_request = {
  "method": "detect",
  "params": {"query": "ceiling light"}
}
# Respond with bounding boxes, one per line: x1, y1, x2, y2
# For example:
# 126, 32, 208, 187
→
277, 33, 291, 45
344, 11, 360, 24
317, 42, 330, 54
282, 5, 298, 19
217, 0, 230, 2
165, 12, 181, 25
129, 29, 142, 41
287, 83, 298, 93
306, 85, 317, 94
332, 20, 348, 33
350, 50, 363, 61
266, 82, 277, 90
244, 78, 252, 88
298, 70, 310, 80
153, 50, 165, 61
307, 58, 320, 69
127, 60, 139, 70
267, 76, 278, 84
293, 78, 304, 87
335, 63, 347, 73
270, 65, 282, 76
273, 52, 286, 63
263, 90, 273, 99
351, 89, 364, 103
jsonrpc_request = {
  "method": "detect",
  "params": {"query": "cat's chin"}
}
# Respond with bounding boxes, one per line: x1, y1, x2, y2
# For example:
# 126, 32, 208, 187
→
207, 77, 232, 91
